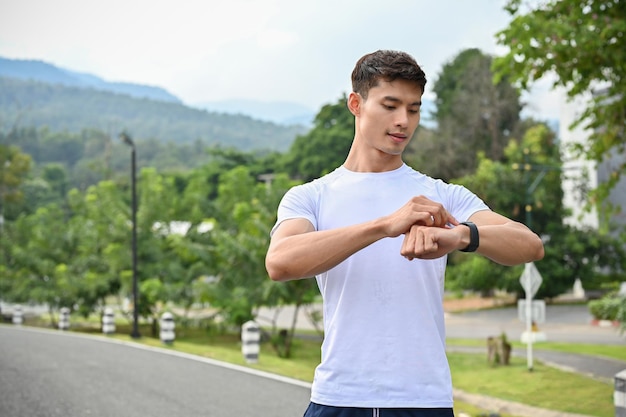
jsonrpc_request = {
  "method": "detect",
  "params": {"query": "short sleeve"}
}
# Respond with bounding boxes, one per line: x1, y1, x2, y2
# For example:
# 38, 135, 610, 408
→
270, 183, 319, 236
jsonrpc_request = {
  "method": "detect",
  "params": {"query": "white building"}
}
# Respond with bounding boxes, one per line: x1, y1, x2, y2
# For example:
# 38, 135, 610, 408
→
559, 92, 626, 233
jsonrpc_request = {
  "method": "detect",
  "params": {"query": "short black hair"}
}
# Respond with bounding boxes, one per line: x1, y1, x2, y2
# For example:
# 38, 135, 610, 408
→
351, 50, 427, 99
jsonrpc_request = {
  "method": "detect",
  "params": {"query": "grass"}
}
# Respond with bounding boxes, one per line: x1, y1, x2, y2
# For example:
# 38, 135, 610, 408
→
446, 338, 626, 362
449, 352, 614, 416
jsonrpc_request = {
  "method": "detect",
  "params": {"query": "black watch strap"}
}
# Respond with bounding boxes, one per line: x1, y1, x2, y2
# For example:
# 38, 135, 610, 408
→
459, 221, 479, 252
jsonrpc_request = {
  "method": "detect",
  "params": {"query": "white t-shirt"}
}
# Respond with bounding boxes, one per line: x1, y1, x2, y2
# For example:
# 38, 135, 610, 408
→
272, 164, 489, 408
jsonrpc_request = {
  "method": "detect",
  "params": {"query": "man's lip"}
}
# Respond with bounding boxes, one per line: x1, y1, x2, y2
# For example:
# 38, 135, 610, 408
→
389, 133, 407, 140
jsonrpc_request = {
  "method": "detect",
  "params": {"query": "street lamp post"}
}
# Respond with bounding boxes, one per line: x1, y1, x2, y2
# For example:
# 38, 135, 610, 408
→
120, 131, 140, 339
512, 148, 560, 231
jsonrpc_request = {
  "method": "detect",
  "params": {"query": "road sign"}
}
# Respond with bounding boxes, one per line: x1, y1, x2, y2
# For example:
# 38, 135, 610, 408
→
520, 262, 542, 298
517, 299, 546, 324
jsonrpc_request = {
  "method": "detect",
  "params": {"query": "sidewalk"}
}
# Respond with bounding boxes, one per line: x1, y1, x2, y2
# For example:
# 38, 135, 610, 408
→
452, 389, 596, 417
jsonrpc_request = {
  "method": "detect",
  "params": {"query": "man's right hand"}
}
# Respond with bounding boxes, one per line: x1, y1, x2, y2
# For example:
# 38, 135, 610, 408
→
382, 195, 458, 237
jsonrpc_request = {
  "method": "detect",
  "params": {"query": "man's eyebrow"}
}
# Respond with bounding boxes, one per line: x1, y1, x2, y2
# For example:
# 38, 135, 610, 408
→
383, 96, 422, 106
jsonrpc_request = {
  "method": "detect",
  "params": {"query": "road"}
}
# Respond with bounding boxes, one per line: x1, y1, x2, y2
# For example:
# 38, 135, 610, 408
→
0, 325, 311, 417
2, 305, 625, 417
444, 304, 626, 345
258, 303, 626, 345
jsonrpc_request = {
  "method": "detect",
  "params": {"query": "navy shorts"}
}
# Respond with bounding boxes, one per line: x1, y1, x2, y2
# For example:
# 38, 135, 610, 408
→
303, 402, 454, 417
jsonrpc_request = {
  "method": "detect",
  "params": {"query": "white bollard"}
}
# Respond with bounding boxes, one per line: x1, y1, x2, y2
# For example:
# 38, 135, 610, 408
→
616, 369, 626, 417
159, 312, 175, 345
58, 307, 70, 330
102, 307, 115, 334
241, 320, 260, 364
12, 305, 23, 325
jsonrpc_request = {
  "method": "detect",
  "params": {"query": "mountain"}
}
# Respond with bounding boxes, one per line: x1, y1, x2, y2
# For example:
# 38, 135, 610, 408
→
0, 57, 181, 103
195, 99, 316, 127
0, 76, 306, 152
195, 98, 438, 128
0, 57, 308, 152
0, 56, 318, 127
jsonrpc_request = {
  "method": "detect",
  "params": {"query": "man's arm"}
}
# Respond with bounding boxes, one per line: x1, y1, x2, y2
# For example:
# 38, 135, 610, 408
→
468, 210, 544, 265
400, 210, 544, 265
265, 217, 388, 281
265, 196, 458, 281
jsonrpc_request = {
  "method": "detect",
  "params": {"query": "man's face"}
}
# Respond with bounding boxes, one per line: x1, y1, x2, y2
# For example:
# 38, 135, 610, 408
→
356, 79, 423, 156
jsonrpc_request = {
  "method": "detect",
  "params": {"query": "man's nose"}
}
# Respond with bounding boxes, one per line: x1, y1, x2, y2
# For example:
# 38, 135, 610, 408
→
394, 110, 409, 127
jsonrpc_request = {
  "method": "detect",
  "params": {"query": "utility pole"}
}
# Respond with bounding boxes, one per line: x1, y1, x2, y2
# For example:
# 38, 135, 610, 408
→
120, 131, 140, 339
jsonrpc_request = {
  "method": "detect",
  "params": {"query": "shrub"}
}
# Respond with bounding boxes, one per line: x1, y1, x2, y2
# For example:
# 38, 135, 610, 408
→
588, 293, 625, 322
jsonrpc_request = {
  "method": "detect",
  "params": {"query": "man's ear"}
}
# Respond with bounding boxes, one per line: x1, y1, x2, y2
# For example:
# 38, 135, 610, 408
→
347, 92, 361, 117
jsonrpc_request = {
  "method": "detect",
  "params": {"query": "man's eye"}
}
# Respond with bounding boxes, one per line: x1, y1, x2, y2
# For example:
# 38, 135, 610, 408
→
409, 109, 420, 114
383, 105, 395, 110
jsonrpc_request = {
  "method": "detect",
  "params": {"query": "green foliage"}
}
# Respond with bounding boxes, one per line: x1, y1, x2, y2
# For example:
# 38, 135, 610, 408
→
280, 95, 353, 181
540, 223, 625, 298
448, 118, 625, 298
588, 292, 625, 321
448, 122, 566, 298
0, 144, 32, 220
425, 48, 522, 180
7, 204, 79, 315
494, 0, 626, 205
446, 254, 521, 296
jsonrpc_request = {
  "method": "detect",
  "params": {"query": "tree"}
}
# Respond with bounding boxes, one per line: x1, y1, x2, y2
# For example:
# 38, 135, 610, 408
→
537, 223, 625, 299
447, 123, 565, 297
0, 145, 32, 301
7, 204, 79, 325
65, 181, 129, 318
455, 123, 563, 235
208, 166, 278, 326
493, 0, 626, 205
428, 49, 522, 180
0, 145, 32, 221
280, 96, 354, 182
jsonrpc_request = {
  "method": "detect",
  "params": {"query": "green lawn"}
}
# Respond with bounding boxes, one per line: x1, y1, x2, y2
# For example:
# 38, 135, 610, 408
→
448, 352, 614, 416
447, 337, 626, 362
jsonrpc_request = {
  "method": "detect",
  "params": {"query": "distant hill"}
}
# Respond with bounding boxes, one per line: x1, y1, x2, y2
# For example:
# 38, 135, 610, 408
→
195, 99, 316, 127
0, 56, 320, 128
0, 76, 306, 152
0, 57, 181, 104
0, 56, 310, 151
196, 97, 437, 128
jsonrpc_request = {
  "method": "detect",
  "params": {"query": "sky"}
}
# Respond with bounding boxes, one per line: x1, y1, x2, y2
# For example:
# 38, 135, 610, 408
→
0, 0, 563, 119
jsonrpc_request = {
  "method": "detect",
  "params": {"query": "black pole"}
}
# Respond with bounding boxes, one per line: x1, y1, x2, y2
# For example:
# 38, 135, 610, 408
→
523, 148, 532, 230
120, 132, 140, 338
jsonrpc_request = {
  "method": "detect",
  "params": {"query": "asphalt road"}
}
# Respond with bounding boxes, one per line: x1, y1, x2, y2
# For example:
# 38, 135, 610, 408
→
258, 303, 626, 345
444, 304, 626, 345
0, 325, 311, 417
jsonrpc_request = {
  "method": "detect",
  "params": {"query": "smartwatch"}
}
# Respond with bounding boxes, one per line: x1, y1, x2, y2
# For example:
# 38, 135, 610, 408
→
459, 221, 479, 253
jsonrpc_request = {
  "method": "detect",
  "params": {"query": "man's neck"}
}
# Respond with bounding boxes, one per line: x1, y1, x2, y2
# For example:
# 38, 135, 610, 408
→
343, 147, 404, 173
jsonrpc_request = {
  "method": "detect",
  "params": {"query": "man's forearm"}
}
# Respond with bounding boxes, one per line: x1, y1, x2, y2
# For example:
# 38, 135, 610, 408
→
266, 219, 389, 281
476, 222, 545, 266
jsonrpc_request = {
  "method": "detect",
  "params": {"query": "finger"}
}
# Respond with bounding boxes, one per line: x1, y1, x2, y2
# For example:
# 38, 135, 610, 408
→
411, 227, 424, 252
435, 209, 458, 228
424, 234, 439, 253
400, 229, 416, 257
445, 213, 459, 227
414, 227, 439, 255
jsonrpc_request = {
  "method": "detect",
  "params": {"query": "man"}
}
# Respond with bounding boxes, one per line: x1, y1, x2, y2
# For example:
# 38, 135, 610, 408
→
265, 50, 544, 417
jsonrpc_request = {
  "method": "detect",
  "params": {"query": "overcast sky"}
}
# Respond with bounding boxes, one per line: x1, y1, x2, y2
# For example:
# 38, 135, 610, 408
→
0, 0, 562, 119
